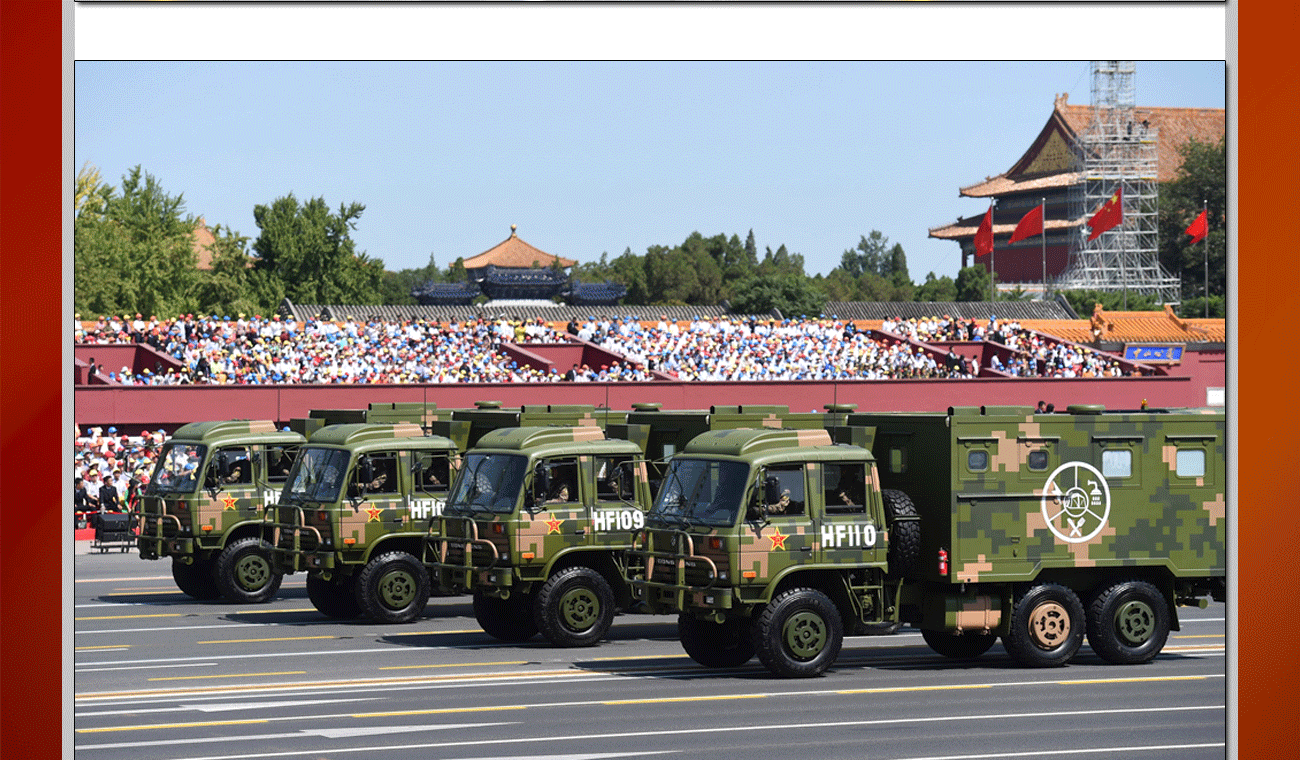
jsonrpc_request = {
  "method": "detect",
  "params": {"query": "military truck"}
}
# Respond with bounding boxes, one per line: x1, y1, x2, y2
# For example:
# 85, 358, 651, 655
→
135, 403, 449, 603
268, 403, 624, 623
137, 420, 306, 603
425, 404, 857, 647
627, 405, 1226, 677
425, 426, 655, 646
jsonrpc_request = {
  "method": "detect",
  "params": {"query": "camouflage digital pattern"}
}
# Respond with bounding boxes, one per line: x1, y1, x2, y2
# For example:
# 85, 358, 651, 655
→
267, 423, 459, 574
136, 420, 305, 560
427, 426, 652, 596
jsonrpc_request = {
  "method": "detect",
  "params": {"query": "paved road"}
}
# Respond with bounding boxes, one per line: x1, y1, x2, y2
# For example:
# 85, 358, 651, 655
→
73, 549, 1227, 760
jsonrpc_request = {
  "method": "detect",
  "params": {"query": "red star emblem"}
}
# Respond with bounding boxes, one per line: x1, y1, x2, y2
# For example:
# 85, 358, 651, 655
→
366, 507, 383, 522
221, 496, 238, 511
768, 526, 788, 551
545, 518, 563, 534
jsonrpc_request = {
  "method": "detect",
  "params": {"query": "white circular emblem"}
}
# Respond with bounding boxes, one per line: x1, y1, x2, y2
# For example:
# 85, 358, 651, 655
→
1040, 461, 1111, 543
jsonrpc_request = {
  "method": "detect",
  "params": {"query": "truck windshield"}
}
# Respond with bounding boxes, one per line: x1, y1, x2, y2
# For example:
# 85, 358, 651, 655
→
147, 443, 207, 495
284, 447, 350, 504
447, 453, 527, 514
651, 458, 749, 526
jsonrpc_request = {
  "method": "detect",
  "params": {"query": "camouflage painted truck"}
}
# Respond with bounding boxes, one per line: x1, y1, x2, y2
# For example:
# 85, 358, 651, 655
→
136, 420, 306, 603
135, 403, 448, 603
627, 405, 1226, 677
267, 403, 623, 623
423, 404, 857, 647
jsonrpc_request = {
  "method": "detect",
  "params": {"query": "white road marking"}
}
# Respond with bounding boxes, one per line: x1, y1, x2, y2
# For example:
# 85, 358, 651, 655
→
76, 723, 514, 751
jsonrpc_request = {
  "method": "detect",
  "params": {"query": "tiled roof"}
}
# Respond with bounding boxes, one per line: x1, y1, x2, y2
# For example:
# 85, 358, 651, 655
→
958, 94, 1224, 198
825, 301, 1073, 322
1020, 305, 1225, 345
462, 226, 577, 270
928, 215, 1079, 241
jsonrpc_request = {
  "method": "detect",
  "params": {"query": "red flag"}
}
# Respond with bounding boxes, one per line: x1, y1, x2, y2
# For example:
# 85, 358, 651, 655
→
1009, 204, 1044, 244
1086, 186, 1123, 241
1185, 209, 1208, 244
973, 206, 993, 258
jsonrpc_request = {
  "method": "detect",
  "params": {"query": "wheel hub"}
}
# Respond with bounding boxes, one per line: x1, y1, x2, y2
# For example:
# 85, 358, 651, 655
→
1027, 601, 1071, 650
235, 555, 271, 591
559, 588, 600, 631
1115, 599, 1156, 645
783, 611, 828, 660
379, 570, 417, 609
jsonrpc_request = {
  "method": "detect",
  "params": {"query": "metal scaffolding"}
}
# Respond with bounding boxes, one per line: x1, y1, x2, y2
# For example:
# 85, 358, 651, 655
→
1058, 61, 1180, 304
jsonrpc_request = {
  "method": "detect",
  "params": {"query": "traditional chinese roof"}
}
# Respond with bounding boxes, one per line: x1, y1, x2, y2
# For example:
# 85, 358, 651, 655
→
958, 93, 1225, 199
462, 225, 577, 270
1020, 304, 1226, 345
928, 214, 1078, 241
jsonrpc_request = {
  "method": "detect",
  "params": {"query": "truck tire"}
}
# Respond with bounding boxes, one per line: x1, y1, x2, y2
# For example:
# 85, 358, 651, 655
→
172, 557, 221, 600
533, 566, 616, 647
881, 489, 921, 578
752, 587, 844, 678
678, 614, 754, 668
1085, 580, 1170, 665
356, 551, 431, 624
473, 591, 538, 642
921, 629, 998, 660
214, 537, 283, 604
306, 572, 363, 619
1003, 583, 1085, 667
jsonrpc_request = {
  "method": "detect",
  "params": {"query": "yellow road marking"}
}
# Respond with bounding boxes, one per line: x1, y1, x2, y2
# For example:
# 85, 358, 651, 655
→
1172, 634, 1225, 639
352, 705, 528, 718
196, 635, 336, 644
148, 671, 306, 682
378, 661, 528, 670
77, 719, 268, 734
607, 693, 767, 705
1063, 675, 1207, 685
75, 645, 132, 651
75, 613, 183, 621
589, 653, 688, 662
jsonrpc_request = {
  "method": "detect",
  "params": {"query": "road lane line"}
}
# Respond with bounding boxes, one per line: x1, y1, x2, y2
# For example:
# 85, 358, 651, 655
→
74, 704, 1225, 760
77, 663, 217, 674
351, 705, 528, 718
77, 718, 270, 733
606, 693, 768, 705
377, 661, 529, 670
75, 613, 184, 621
196, 636, 338, 644
148, 672, 307, 682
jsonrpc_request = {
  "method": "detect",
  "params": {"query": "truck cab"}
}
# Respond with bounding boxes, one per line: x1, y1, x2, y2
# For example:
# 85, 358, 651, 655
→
426, 426, 653, 647
268, 423, 460, 622
137, 420, 305, 603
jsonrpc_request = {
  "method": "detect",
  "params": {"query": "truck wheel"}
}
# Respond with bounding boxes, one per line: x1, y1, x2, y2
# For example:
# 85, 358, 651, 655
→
306, 573, 363, 619
678, 614, 754, 668
533, 566, 616, 647
881, 489, 921, 578
1086, 580, 1170, 665
356, 551, 431, 624
752, 587, 843, 678
1003, 583, 1085, 667
473, 591, 538, 642
172, 557, 221, 600
214, 537, 284, 604
921, 629, 998, 660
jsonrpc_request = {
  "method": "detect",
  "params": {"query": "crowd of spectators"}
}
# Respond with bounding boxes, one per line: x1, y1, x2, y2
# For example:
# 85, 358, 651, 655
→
75, 310, 1133, 386
73, 425, 168, 525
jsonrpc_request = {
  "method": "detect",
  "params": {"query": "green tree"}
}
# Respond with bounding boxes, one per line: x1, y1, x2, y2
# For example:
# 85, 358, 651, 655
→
193, 224, 281, 317
1158, 136, 1227, 307
885, 243, 911, 288
381, 252, 444, 305
74, 165, 200, 317
1060, 289, 1159, 315
954, 265, 992, 301
838, 231, 890, 279
914, 272, 958, 302
251, 194, 383, 305
730, 273, 827, 318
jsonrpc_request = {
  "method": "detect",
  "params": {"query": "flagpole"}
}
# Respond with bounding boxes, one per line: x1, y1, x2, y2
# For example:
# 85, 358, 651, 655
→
1203, 199, 1209, 318
990, 201, 996, 302
1040, 197, 1047, 299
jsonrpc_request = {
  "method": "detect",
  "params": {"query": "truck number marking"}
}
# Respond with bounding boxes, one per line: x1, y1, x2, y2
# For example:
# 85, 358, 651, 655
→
593, 509, 645, 532
262, 489, 281, 506
1041, 461, 1111, 544
408, 499, 446, 519
820, 523, 877, 549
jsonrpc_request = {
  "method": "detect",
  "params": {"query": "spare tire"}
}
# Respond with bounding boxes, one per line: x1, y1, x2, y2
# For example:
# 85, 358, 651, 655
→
881, 489, 921, 578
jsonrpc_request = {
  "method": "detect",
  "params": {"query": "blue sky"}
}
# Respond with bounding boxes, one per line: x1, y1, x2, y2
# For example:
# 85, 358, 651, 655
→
74, 18, 1226, 285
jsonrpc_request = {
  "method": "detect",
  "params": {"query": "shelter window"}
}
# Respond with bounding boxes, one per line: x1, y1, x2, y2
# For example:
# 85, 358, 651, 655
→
967, 450, 989, 472
1176, 449, 1206, 478
1102, 450, 1132, 479
1027, 450, 1049, 472
889, 447, 907, 474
